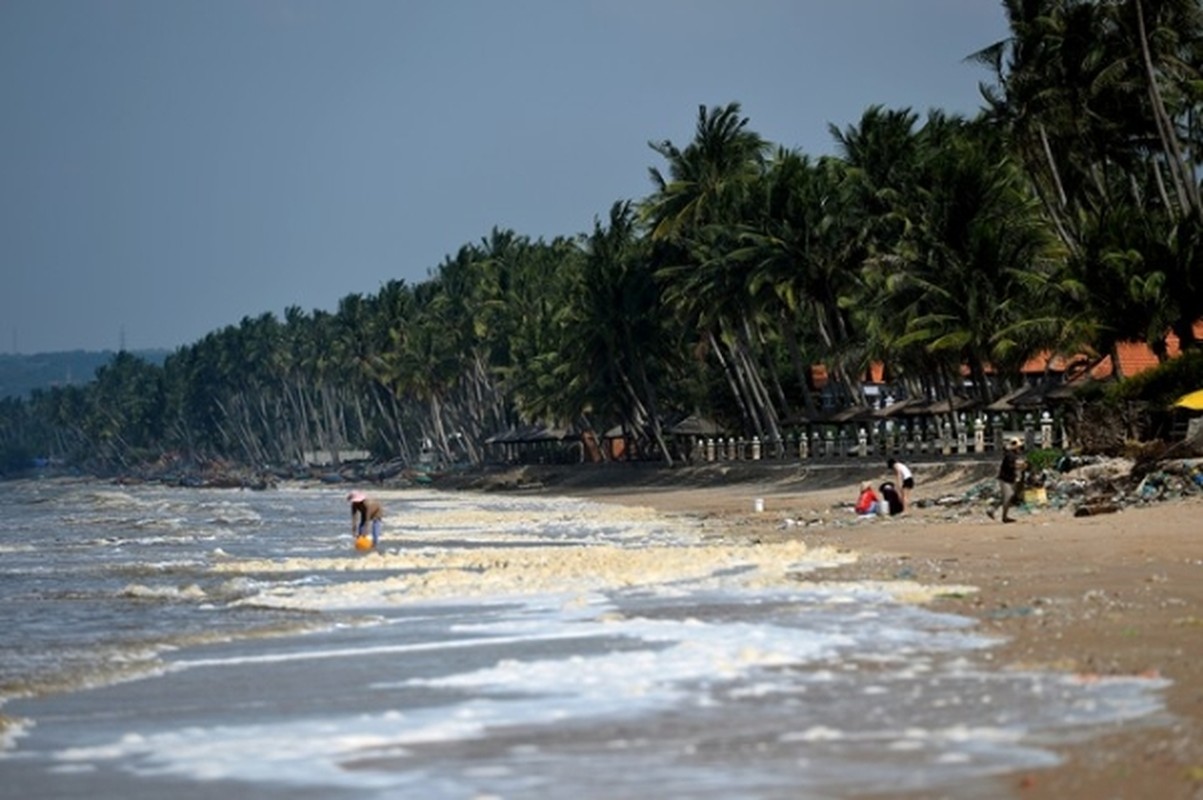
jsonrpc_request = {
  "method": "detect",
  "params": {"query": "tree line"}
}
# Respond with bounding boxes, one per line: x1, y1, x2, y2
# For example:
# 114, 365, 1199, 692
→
2, 0, 1202, 474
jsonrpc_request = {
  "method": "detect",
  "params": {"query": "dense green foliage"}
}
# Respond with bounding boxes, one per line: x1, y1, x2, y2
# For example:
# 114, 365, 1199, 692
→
3, 1, 1201, 473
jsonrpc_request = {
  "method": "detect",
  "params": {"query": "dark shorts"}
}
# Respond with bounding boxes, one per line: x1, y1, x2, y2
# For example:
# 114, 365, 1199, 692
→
902, 477, 915, 489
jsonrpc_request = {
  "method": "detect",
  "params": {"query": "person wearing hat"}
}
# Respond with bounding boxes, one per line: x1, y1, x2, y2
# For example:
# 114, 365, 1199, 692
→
989, 437, 1026, 523
854, 480, 881, 517
348, 491, 384, 546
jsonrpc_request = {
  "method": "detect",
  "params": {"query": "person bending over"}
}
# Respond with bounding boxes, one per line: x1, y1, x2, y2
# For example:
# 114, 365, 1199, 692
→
348, 491, 384, 546
886, 458, 914, 511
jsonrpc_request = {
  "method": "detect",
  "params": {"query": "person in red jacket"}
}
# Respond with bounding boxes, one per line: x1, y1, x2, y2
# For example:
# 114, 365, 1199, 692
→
854, 481, 881, 517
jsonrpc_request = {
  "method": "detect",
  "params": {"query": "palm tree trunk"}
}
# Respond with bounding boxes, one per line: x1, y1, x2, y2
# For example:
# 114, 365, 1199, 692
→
709, 330, 755, 432
780, 316, 819, 418
1135, 0, 1201, 216
627, 343, 673, 465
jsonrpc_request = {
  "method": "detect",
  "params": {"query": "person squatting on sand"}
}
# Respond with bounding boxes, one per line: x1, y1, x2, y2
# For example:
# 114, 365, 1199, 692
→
989, 437, 1026, 523
348, 491, 384, 546
855, 481, 881, 517
886, 458, 914, 511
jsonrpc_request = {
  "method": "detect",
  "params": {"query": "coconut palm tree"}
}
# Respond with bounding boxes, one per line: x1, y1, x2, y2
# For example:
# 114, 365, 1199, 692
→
643, 103, 785, 441
554, 201, 685, 462
873, 118, 1068, 401
977, 0, 1203, 356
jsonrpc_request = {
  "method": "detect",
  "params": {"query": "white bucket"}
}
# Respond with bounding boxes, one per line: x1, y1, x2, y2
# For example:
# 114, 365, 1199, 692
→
753, 498, 765, 513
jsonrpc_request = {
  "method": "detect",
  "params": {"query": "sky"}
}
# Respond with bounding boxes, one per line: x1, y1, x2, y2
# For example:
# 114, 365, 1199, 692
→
1, 0, 1011, 355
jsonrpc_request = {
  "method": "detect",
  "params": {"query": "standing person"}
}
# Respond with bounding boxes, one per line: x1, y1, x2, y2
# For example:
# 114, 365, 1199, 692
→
886, 458, 914, 511
989, 437, 1025, 523
348, 491, 384, 547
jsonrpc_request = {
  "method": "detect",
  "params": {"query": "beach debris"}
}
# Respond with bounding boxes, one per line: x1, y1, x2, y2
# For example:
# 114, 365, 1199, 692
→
1136, 471, 1169, 500
1073, 502, 1121, 517
778, 516, 826, 529
921, 455, 1203, 520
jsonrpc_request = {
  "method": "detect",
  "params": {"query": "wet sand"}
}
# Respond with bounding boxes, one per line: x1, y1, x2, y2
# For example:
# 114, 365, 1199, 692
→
472, 460, 1203, 799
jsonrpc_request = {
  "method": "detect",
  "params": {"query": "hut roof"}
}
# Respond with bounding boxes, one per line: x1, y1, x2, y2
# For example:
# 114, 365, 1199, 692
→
484, 424, 575, 444
986, 386, 1038, 412
905, 395, 979, 416
987, 382, 1080, 411
873, 398, 924, 418
667, 414, 725, 436
823, 405, 877, 423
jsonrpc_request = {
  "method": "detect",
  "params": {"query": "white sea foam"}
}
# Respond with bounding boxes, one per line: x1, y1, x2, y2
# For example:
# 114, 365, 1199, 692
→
29, 588, 1170, 797
53, 711, 491, 788
212, 539, 865, 611
0, 714, 32, 751
408, 613, 849, 702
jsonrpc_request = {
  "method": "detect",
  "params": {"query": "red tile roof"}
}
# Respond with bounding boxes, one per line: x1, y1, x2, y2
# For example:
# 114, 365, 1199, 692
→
1022, 321, 1202, 380
819, 322, 1200, 390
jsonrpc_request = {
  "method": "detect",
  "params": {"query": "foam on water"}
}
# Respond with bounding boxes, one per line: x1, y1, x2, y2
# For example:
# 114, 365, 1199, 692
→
214, 539, 869, 609
19, 584, 1169, 799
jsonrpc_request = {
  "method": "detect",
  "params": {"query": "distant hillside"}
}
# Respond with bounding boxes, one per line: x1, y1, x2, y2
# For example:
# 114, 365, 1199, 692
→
0, 350, 170, 400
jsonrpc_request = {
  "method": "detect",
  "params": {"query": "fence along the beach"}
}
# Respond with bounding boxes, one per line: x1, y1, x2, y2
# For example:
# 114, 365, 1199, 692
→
483, 409, 1066, 465
684, 410, 1063, 463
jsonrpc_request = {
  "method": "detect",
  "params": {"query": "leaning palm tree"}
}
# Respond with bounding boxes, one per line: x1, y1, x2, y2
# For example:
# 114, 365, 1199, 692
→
556, 202, 685, 463
740, 145, 897, 416
642, 103, 784, 441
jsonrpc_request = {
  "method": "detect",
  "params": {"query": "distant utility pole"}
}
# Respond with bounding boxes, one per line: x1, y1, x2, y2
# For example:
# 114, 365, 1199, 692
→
119, 325, 126, 353
11, 327, 17, 355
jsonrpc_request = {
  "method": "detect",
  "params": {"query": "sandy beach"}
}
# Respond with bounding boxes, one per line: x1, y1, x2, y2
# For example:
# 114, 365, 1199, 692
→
469, 459, 1203, 799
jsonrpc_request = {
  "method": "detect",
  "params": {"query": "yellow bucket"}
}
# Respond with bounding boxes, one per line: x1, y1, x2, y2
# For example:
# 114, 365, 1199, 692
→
1023, 487, 1048, 506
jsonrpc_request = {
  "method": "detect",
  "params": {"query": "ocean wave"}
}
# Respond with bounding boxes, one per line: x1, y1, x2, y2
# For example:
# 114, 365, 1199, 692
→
0, 617, 335, 713
0, 712, 31, 751
198, 500, 263, 526
0, 542, 38, 555
121, 583, 209, 602
110, 560, 207, 577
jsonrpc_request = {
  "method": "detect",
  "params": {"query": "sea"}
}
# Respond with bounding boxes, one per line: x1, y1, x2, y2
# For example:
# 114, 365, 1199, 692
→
0, 478, 1170, 799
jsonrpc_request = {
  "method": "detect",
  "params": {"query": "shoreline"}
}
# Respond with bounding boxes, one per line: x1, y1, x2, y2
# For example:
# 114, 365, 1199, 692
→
475, 461, 1203, 799
8, 460, 1202, 796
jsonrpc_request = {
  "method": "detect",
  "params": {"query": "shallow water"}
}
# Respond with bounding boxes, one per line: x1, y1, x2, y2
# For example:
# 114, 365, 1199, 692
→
0, 479, 1169, 798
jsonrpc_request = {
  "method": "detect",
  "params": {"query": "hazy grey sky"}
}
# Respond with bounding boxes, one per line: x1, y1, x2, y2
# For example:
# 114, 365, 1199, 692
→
1, 0, 1009, 355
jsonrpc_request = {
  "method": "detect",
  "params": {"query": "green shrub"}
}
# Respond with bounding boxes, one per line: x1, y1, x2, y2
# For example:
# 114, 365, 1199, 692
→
1024, 447, 1062, 473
